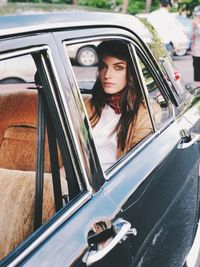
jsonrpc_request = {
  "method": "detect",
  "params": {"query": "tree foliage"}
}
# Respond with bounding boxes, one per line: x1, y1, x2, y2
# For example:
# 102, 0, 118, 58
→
78, 0, 121, 10
177, 0, 200, 17
7, 0, 160, 13
7, 0, 200, 15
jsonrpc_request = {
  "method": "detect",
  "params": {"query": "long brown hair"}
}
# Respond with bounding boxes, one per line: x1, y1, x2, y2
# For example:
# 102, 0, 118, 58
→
91, 40, 143, 151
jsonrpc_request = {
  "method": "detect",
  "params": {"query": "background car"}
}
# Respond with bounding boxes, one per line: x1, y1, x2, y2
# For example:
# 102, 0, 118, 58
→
0, 11, 200, 267
67, 41, 100, 66
0, 55, 36, 83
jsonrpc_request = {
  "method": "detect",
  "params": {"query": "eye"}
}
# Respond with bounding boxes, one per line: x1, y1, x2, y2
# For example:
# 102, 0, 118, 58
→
115, 65, 126, 71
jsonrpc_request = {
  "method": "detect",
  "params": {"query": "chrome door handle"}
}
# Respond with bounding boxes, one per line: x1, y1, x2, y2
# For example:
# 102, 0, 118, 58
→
178, 132, 200, 149
83, 218, 133, 266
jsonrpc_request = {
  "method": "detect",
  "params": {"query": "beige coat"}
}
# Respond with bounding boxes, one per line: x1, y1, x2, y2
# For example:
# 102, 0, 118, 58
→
84, 97, 153, 159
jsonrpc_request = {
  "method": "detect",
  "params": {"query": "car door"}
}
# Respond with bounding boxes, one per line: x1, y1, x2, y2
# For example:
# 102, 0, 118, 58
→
51, 27, 200, 267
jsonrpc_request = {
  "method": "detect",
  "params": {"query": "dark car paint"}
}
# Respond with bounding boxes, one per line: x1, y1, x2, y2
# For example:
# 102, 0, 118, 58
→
21, 117, 200, 266
0, 11, 200, 267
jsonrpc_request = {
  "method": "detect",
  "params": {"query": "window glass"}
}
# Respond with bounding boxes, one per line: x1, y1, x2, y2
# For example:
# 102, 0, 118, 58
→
66, 42, 98, 91
159, 56, 185, 96
0, 52, 82, 261
137, 56, 173, 129
65, 39, 153, 172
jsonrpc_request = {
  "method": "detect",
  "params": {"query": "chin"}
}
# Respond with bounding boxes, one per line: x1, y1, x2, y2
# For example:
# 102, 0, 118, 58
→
104, 88, 121, 95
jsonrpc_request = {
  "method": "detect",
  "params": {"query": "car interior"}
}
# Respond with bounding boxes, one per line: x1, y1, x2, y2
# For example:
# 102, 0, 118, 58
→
0, 80, 68, 260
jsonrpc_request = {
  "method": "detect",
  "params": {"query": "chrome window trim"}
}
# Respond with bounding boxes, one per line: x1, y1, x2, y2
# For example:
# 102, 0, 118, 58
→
45, 47, 94, 193
0, 46, 47, 60
8, 192, 92, 267
40, 51, 92, 192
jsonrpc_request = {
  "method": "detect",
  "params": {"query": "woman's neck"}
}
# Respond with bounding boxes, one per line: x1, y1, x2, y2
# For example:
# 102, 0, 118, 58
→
104, 90, 124, 114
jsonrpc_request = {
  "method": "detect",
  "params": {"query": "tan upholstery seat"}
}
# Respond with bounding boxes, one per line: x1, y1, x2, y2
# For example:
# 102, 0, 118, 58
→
0, 85, 51, 172
0, 85, 37, 146
0, 85, 68, 260
0, 125, 51, 172
0, 168, 68, 260
0, 168, 55, 260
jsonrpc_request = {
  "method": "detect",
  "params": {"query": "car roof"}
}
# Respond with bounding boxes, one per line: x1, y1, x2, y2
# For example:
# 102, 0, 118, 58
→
0, 11, 153, 42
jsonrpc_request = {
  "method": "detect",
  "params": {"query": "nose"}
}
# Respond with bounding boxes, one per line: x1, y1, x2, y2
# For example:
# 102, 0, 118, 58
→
104, 67, 112, 79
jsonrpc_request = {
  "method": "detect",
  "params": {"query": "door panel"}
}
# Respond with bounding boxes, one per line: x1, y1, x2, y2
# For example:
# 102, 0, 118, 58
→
20, 192, 133, 267
19, 108, 200, 267
102, 112, 200, 266
125, 146, 199, 267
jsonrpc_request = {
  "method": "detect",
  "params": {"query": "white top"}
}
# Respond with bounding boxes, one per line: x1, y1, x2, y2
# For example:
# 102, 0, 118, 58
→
92, 105, 120, 171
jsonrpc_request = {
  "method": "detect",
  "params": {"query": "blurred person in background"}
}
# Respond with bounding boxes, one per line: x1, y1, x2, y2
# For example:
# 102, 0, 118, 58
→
191, 5, 200, 87
148, 0, 190, 57
148, 0, 173, 52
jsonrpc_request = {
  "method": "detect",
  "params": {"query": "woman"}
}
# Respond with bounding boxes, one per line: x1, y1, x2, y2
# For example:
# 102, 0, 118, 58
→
84, 40, 152, 170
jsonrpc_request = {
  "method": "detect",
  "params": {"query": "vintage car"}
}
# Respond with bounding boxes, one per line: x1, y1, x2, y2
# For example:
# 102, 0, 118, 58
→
0, 11, 200, 267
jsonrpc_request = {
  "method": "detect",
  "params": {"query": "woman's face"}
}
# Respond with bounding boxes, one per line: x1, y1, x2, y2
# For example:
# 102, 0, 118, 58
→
98, 55, 127, 94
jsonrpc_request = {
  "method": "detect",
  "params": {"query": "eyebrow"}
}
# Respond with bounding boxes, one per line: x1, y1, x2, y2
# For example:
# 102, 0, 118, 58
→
99, 60, 127, 67
113, 61, 127, 66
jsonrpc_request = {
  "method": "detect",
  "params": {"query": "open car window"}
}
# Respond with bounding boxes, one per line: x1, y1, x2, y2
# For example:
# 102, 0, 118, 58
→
65, 39, 156, 172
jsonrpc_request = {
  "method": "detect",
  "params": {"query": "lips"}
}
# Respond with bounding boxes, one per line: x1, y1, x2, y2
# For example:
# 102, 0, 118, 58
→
103, 82, 115, 87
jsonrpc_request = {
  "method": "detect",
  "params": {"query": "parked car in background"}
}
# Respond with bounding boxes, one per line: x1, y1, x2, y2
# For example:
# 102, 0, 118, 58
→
0, 55, 36, 83
0, 11, 200, 267
67, 41, 100, 66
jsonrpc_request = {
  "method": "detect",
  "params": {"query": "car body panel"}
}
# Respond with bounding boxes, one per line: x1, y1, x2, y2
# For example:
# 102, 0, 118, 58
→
13, 98, 200, 267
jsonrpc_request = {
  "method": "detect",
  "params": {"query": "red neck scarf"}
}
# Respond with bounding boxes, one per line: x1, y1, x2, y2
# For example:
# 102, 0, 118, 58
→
105, 90, 124, 114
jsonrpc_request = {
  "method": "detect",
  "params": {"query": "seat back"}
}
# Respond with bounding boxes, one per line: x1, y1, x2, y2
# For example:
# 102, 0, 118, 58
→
0, 168, 55, 260
0, 85, 68, 261
0, 84, 51, 172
